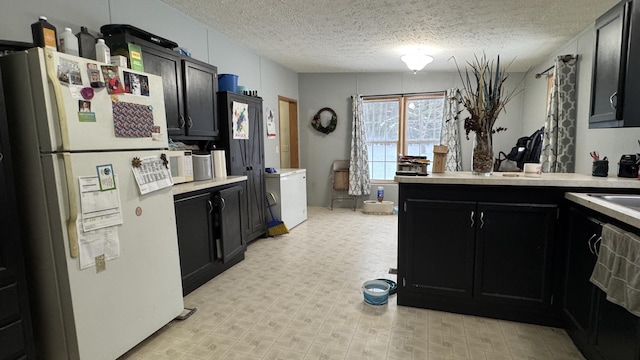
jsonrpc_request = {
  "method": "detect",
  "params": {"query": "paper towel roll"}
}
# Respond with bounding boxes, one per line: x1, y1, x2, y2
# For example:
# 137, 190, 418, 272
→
212, 150, 227, 179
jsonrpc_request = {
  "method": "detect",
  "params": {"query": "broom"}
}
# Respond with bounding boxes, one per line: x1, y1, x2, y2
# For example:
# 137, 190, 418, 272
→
266, 195, 289, 236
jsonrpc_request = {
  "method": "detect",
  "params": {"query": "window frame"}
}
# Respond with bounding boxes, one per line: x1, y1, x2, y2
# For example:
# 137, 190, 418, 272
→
363, 92, 445, 182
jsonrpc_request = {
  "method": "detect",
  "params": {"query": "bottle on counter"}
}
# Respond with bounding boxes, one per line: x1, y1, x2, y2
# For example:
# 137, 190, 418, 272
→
59, 27, 79, 56
76, 26, 96, 60
95, 38, 111, 64
377, 186, 384, 202
31, 16, 58, 51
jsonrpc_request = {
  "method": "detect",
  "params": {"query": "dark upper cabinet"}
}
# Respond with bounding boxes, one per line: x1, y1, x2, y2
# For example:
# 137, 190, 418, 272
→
589, 0, 640, 128
103, 33, 218, 140
137, 45, 184, 134
183, 59, 219, 138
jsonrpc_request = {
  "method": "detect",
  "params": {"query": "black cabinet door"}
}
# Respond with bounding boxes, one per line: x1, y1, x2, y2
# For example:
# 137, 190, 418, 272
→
564, 207, 601, 347
174, 192, 216, 295
474, 203, 556, 306
404, 199, 475, 297
183, 59, 219, 139
0, 69, 35, 359
217, 92, 266, 242
139, 45, 185, 136
217, 186, 244, 262
593, 290, 640, 360
589, 0, 631, 128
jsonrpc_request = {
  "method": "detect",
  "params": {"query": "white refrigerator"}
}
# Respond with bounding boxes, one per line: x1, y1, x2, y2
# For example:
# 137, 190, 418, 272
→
0, 48, 183, 359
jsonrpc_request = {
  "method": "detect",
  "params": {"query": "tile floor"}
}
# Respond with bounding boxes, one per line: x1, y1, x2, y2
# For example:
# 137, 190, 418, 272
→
120, 207, 585, 360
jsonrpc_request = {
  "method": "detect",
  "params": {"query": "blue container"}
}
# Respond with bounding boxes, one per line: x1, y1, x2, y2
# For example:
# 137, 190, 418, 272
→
218, 74, 238, 93
362, 280, 390, 305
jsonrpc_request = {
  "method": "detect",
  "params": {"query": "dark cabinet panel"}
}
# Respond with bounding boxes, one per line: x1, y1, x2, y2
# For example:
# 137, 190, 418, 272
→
564, 206, 640, 360
183, 59, 218, 138
0, 68, 35, 358
475, 203, 556, 305
589, 0, 629, 127
405, 199, 475, 297
216, 186, 244, 262
398, 184, 559, 326
217, 92, 266, 242
174, 183, 246, 295
103, 34, 219, 140
174, 192, 216, 295
138, 45, 184, 135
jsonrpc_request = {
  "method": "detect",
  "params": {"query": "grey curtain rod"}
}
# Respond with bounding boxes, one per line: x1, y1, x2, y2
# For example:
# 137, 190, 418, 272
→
535, 54, 576, 78
354, 90, 444, 99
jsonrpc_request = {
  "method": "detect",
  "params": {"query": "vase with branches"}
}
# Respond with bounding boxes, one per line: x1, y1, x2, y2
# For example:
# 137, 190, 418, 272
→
453, 54, 520, 175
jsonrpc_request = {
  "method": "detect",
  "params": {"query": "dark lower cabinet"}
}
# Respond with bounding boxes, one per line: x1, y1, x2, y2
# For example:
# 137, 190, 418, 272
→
565, 206, 640, 360
174, 183, 245, 295
475, 202, 556, 306
398, 184, 559, 326
405, 199, 475, 297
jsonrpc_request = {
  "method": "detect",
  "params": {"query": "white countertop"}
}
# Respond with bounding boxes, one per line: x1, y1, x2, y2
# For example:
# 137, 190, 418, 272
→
566, 192, 640, 229
172, 176, 247, 195
396, 171, 640, 189
264, 168, 306, 177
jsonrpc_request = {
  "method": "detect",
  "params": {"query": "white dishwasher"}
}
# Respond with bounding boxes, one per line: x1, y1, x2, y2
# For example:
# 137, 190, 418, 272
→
265, 169, 307, 229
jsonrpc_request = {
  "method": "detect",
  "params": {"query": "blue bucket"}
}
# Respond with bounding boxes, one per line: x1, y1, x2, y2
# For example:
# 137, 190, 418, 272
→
218, 74, 238, 93
362, 280, 390, 305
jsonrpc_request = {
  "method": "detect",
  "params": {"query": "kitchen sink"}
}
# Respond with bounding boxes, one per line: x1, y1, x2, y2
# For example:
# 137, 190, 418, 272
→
588, 194, 640, 212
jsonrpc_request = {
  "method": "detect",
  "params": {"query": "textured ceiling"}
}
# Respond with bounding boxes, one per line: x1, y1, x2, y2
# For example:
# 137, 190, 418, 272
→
160, 0, 618, 73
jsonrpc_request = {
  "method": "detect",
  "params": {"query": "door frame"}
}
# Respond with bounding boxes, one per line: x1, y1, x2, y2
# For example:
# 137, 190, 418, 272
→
278, 96, 299, 168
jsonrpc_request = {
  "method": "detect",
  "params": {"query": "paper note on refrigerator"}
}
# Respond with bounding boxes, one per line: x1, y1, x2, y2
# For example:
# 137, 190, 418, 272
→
131, 155, 173, 195
79, 176, 124, 232
77, 218, 120, 270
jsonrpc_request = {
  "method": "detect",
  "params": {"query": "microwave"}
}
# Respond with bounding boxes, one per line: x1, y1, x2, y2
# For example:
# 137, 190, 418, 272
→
166, 150, 193, 184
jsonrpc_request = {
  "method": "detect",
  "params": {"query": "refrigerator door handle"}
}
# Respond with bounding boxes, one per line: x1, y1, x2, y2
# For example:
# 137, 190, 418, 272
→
63, 153, 80, 258
44, 48, 71, 151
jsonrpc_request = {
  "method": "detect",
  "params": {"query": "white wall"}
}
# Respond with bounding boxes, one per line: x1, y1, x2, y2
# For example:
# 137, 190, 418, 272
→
522, 26, 640, 175
298, 71, 527, 208
0, 0, 299, 171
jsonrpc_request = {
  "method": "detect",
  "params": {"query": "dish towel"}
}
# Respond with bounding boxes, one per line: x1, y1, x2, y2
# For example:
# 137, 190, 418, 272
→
590, 223, 640, 317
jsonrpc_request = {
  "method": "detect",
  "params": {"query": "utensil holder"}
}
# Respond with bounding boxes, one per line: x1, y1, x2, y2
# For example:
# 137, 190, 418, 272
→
592, 160, 609, 177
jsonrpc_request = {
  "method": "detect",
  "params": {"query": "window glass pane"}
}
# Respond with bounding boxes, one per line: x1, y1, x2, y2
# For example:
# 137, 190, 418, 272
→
363, 99, 400, 180
363, 94, 445, 180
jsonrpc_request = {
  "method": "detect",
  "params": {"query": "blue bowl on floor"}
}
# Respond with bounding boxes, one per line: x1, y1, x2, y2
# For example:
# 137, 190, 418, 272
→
362, 280, 390, 305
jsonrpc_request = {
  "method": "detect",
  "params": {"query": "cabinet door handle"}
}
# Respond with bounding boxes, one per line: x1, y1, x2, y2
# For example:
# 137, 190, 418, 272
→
593, 236, 602, 256
187, 116, 193, 129
480, 211, 485, 229
220, 197, 226, 211
470, 211, 475, 228
179, 115, 185, 129
207, 200, 213, 214
609, 92, 618, 111
587, 233, 597, 254
0, 152, 3, 163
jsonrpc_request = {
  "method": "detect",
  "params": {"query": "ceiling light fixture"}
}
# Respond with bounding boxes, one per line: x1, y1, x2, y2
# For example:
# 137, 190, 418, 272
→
401, 53, 434, 74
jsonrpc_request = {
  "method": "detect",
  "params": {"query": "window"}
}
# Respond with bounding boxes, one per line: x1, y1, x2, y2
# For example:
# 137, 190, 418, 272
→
363, 93, 445, 180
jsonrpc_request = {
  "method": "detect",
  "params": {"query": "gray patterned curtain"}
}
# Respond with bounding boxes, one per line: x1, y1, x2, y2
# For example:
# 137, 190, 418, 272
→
441, 88, 462, 171
349, 95, 370, 195
541, 55, 577, 173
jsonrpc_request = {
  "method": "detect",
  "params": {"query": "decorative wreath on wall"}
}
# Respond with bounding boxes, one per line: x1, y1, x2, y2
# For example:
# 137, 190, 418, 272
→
311, 107, 337, 134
